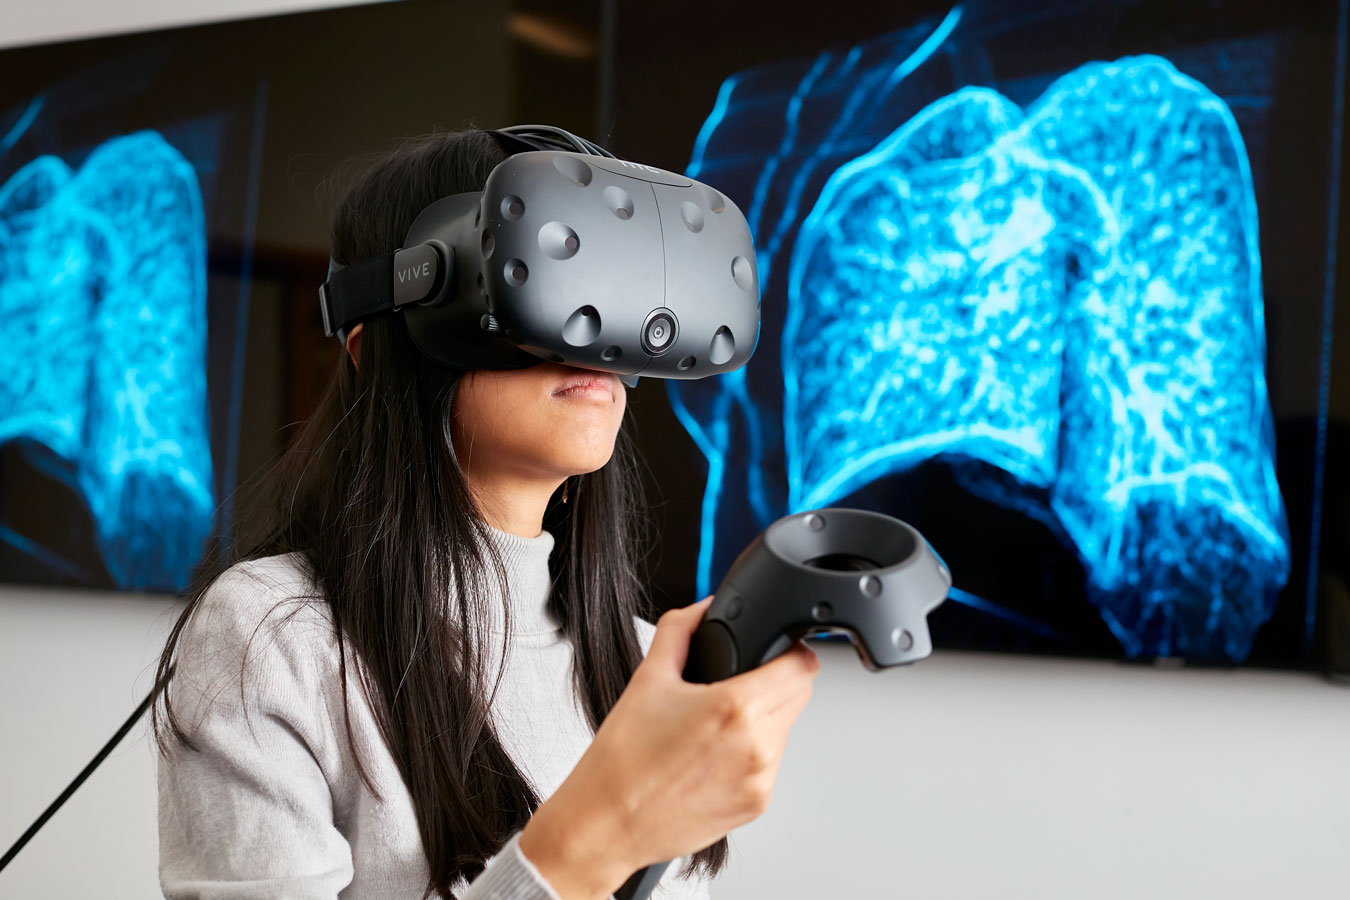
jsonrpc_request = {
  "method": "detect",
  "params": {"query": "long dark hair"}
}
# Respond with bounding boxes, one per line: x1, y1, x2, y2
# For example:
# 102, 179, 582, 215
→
153, 129, 727, 897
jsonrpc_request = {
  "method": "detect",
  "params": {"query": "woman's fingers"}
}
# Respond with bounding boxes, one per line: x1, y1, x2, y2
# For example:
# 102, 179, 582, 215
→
763, 672, 815, 723
544, 603, 823, 873
725, 640, 820, 704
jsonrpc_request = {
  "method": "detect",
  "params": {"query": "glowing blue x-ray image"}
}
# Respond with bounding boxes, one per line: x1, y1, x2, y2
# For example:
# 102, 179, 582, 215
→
669, 7, 1291, 660
0, 124, 215, 590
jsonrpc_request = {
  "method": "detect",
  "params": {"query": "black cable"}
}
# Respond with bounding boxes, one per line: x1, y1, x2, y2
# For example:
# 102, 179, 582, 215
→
498, 124, 619, 159
498, 124, 581, 153
0, 667, 170, 874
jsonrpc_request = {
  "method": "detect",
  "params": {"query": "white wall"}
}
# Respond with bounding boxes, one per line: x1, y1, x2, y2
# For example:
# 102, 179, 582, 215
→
0, 0, 395, 50
3, 591, 1347, 899
0, 587, 180, 898
713, 643, 1350, 900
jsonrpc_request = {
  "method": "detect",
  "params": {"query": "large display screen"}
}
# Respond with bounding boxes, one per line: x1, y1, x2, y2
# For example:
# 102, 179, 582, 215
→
1, 0, 1342, 672
657, 0, 1345, 665
0, 0, 520, 596
0, 49, 262, 592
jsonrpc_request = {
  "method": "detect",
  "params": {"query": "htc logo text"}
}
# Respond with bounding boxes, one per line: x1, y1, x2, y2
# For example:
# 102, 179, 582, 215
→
618, 160, 662, 174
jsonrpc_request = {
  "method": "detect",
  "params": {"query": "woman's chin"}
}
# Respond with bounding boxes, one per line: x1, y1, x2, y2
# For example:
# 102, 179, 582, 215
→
559, 453, 616, 477
549, 440, 617, 476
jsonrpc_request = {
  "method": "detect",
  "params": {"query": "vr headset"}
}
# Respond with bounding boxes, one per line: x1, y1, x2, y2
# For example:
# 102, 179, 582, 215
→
318, 125, 761, 384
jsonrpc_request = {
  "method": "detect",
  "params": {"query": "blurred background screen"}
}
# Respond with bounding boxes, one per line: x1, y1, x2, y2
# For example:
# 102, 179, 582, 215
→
0, 51, 262, 592
0, 0, 1344, 670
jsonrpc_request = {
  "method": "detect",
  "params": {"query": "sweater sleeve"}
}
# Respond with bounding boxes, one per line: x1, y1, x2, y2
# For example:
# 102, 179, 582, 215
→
157, 569, 356, 899
464, 831, 565, 900
157, 567, 565, 900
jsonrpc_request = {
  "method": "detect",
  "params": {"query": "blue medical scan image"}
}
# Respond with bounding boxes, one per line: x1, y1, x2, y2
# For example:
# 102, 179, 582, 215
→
0, 52, 261, 593
1, 124, 214, 590
668, 2, 1340, 663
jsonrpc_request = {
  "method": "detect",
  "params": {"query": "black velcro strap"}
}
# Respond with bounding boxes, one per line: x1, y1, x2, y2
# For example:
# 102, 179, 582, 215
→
318, 252, 396, 337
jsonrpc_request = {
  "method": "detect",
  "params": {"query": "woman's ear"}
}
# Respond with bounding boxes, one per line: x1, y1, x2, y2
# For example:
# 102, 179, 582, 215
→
345, 322, 364, 369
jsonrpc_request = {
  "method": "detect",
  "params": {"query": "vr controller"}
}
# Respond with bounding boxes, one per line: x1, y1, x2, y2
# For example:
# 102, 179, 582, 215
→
616, 507, 951, 900
685, 507, 951, 681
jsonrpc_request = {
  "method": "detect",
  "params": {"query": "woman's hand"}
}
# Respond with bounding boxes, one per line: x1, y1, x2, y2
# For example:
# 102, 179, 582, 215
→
519, 596, 821, 899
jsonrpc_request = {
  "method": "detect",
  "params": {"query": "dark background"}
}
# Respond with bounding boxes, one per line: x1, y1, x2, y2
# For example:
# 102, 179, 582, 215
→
0, 0, 1345, 669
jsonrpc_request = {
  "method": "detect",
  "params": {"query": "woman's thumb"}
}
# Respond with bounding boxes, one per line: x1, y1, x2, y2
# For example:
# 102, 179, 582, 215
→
643, 596, 714, 674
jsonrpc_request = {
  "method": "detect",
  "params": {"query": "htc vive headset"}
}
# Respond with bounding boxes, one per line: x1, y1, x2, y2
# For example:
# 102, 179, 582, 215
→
318, 125, 761, 382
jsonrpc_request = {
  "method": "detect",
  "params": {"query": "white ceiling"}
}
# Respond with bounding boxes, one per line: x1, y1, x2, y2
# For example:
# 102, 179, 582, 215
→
0, 0, 398, 51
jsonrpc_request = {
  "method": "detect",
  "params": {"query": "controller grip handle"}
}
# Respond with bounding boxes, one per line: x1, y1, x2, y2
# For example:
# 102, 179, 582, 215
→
682, 620, 741, 684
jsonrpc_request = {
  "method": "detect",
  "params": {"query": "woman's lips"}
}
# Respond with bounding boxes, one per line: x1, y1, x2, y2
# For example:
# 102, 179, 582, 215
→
552, 371, 618, 401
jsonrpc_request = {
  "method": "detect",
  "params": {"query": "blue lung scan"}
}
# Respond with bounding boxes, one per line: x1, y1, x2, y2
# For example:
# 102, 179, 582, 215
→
669, 7, 1290, 661
0, 128, 214, 590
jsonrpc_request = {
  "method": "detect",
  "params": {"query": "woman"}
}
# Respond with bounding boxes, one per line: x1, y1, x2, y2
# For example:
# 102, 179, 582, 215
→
153, 128, 820, 900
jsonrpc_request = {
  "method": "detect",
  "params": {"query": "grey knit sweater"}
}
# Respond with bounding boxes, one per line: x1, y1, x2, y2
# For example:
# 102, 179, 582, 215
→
157, 525, 708, 900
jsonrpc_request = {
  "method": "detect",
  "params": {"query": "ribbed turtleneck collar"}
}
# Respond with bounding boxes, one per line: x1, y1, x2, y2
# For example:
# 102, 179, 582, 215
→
482, 524, 558, 637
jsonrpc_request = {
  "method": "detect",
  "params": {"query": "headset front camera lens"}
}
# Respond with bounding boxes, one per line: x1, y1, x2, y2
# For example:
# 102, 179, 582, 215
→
641, 310, 678, 356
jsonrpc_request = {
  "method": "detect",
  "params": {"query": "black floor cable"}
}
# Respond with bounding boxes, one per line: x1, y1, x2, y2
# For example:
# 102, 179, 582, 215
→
0, 668, 170, 874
